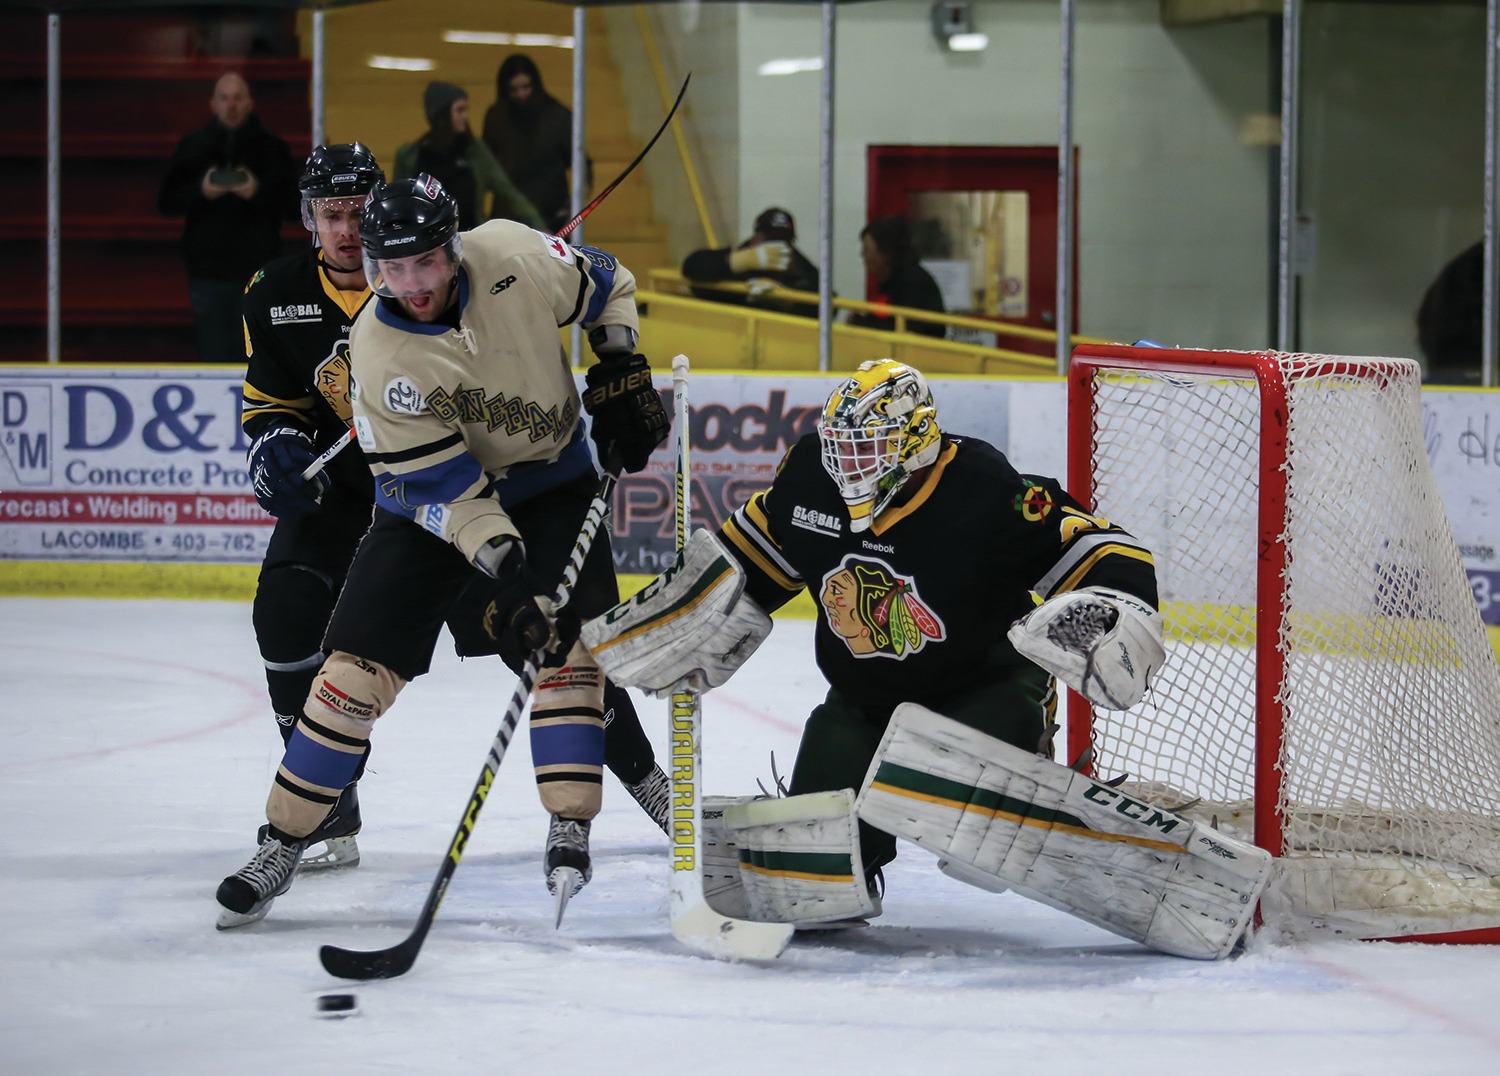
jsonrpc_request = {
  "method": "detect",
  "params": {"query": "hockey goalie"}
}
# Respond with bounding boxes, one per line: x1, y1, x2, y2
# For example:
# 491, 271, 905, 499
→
584, 359, 1271, 959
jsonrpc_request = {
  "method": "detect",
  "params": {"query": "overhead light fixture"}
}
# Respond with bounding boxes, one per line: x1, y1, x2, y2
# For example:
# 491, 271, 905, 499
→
441, 30, 574, 49
931, 1, 988, 53
368, 55, 434, 71
758, 57, 823, 77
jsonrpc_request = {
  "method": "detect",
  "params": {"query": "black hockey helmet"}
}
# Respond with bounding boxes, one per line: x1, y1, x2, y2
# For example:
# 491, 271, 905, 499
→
299, 142, 384, 230
360, 174, 463, 298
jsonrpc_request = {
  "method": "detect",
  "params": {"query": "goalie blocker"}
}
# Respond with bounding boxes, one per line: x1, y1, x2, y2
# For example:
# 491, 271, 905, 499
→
856, 703, 1271, 959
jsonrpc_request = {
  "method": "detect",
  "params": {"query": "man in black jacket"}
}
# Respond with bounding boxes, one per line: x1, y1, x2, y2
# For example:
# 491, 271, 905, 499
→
159, 72, 298, 362
681, 206, 820, 317
853, 215, 946, 338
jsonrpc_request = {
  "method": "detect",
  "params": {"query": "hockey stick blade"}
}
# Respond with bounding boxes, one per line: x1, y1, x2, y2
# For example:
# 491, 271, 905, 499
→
670, 891, 793, 961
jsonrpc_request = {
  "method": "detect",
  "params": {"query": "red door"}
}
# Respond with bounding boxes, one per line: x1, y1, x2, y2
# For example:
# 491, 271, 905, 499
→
866, 145, 1077, 335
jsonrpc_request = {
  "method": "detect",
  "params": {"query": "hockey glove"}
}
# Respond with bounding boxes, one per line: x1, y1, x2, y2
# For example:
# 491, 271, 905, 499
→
729, 241, 791, 275
478, 538, 580, 669
581, 353, 670, 474
249, 425, 330, 518
1006, 586, 1165, 710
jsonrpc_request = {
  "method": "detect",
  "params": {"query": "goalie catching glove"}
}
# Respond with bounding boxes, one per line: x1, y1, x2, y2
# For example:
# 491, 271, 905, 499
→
1007, 586, 1165, 710
581, 528, 772, 695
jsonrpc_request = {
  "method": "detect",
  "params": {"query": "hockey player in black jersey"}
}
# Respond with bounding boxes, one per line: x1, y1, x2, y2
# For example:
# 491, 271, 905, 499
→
226, 154, 670, 922
585, 361, 1272, 960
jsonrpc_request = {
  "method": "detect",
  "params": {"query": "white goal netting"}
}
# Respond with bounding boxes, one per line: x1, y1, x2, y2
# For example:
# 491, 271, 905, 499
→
1073, 346, 1500, 940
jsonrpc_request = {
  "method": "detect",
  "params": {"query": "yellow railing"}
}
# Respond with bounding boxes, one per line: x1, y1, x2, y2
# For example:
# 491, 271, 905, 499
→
636, 288, 1058, 376
644, 268, 1107, 361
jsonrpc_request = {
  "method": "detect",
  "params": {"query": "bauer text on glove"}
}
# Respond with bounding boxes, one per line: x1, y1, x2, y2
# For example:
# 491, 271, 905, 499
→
581, 353, 670, 473
249, 425, 330, 518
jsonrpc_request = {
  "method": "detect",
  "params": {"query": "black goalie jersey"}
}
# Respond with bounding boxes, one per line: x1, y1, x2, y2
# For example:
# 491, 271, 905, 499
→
240, 250, 375, 503
718, 433, 1159, 716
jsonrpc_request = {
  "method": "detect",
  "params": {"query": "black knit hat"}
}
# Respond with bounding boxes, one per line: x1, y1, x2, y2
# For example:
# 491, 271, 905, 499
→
754, 206, 796, 242
423, 80, 467, 123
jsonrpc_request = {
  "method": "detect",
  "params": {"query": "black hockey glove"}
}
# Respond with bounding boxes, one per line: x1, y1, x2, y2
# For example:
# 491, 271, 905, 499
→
248, 425, 330, 518
479, 539, 581, 670
581, 353, 670, 474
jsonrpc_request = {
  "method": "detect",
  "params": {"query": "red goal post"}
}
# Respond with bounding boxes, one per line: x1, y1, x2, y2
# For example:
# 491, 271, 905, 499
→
1066, 343, 1500, 944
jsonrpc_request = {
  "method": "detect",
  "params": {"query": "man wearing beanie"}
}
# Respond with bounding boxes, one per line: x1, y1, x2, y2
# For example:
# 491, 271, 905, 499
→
395, 80, 544, 231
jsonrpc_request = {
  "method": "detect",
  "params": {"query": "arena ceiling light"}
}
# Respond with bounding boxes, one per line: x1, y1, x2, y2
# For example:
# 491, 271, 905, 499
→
758, 57, 822, 77
368, 55, 434, 71
442, 30, 574, 49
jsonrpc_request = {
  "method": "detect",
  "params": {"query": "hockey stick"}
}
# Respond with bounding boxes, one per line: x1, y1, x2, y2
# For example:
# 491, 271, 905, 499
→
319, 466, 620, 981
553, 72, 690, 241
300, 427, 355, 481
666, 354, 794, 961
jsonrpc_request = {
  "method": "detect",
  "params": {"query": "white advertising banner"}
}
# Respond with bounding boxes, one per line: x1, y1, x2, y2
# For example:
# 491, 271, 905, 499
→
0, 366, 268, 563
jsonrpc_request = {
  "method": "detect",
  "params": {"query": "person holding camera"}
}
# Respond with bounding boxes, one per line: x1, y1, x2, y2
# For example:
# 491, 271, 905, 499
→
159, 72, 299, 362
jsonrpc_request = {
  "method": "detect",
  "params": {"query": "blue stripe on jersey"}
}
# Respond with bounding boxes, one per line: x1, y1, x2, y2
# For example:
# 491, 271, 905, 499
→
530, 719, 606, 768
494, 426, 592, 510
282, 726, 363, 791
374, 450, 485, 516
575, 246, 619, 325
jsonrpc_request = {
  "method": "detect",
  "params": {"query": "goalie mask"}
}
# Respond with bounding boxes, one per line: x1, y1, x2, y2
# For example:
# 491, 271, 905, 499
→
359, 174, 463, 301
299, 142, 385, 230
819, 359, 942, 532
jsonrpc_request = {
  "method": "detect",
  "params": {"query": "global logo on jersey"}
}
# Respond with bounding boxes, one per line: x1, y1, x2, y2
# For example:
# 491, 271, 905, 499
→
819, 555, 945, 660
269, 303, 322, 325
791, 504, 842, 537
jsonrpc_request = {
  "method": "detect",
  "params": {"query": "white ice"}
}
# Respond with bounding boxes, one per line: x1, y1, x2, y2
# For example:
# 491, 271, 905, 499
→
2, 597, 1499, 1075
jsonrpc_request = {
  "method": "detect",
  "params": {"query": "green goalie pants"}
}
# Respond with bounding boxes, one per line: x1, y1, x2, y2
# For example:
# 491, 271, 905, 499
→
787, 666, 1055, 877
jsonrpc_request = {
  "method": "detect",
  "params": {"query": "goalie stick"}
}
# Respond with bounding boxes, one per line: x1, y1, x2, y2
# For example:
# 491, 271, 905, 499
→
297, 73, 693, 487
666, 353, 794, 961
319, 465, 620, 981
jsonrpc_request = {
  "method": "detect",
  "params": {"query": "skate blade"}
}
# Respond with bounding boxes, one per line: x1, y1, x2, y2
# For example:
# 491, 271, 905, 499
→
550, 866, 586, 928
216, 900, 273, 931
300, 835, 360, 871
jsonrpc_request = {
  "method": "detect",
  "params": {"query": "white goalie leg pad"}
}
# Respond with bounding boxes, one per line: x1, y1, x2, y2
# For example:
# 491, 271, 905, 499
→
701, 795, 758, 920
855, 703, 1271, 960
721, 790, 881, 926
581, 528, 773, 696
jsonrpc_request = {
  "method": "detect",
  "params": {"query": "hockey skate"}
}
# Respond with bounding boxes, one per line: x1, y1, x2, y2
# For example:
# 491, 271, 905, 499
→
257, 783, 361, 871
216, 829, 306, 930
623, 765, 671, 835
545, 814, 592, 927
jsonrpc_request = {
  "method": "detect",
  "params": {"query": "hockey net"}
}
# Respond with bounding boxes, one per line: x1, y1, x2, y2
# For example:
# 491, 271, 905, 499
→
1067, 344, 1500, 942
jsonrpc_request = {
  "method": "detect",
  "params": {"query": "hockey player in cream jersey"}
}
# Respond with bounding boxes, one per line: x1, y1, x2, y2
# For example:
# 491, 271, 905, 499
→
216, 174, 670, 930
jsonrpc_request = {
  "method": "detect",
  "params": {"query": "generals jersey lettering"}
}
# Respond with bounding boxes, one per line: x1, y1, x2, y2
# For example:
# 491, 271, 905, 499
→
241, 250, 374, 503
349, 220, 639, 564
718, 434, 1158, 715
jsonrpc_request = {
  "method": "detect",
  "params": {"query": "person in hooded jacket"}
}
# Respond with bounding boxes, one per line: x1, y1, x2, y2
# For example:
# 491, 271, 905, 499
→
394, 80, 544, 232
482, 54, 592, 233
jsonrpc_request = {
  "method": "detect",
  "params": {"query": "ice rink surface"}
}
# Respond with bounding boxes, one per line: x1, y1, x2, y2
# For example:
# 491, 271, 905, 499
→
2, 597, 1498, 1075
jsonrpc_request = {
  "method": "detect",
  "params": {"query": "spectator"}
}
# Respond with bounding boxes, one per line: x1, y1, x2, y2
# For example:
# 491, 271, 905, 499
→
482, 54, 591, 233
1417, 240, 1484, 385
393, 81, 544, 232
158, 72, 298, 363
681, 207, 820, 316
853, 215, 946, 339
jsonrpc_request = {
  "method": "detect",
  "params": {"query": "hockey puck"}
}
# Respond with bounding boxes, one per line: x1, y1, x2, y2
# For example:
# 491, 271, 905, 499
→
315, 992, 359, 1018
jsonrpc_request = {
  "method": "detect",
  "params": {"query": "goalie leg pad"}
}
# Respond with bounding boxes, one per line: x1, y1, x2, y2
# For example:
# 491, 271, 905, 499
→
581, 528, 772, 696
855, 703, 1271, 960
700, 796, 759, 919
721, 790, 881, 926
